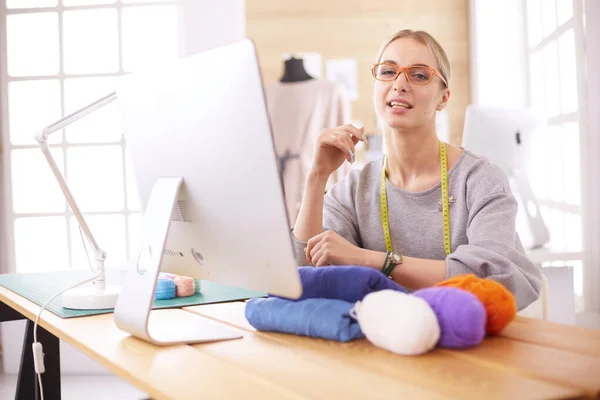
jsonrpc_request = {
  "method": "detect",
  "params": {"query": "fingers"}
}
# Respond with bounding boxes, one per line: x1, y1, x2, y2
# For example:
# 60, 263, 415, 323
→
342, 134, 356, 164
327, 131, 353, 163
306, 230, 326, 250
311, 246, 330, 267
309, 236, 324, 261
309, 237, 329, 267
329, 130, 356, 163
337, 125, 366, 163
304, 245, 313, 265
317, 124, 365, 165
340, 125, 366, 142
306, 230, 337, 267
305, 231, 326, 265
304, 247, 314, 266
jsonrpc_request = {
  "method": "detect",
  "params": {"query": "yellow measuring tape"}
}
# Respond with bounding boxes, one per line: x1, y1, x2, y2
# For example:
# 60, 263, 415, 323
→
380, 140, 451, 256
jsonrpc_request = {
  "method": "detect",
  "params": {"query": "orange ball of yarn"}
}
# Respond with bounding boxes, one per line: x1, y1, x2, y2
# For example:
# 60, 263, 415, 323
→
435, 274, 517, 335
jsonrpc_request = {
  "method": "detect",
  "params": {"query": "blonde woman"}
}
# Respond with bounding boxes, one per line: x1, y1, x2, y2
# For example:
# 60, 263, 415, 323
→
291, 29, 542, 310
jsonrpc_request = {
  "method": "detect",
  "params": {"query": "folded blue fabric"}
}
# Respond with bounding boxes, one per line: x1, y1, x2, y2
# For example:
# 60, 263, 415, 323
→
276, 265, 408, 302
245, 297, 365, 342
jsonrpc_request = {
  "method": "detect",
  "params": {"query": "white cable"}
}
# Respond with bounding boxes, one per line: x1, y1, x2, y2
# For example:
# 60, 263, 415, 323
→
33, 273, 99, 400
33, 227, 100, 399
37, 372, 44, 400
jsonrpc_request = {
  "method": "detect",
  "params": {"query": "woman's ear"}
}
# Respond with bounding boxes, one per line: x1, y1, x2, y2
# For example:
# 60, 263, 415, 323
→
436, 88, 451, 111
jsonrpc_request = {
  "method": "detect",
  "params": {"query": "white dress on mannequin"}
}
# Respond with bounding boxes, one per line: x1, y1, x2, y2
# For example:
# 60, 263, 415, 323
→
265, 79, 351, 226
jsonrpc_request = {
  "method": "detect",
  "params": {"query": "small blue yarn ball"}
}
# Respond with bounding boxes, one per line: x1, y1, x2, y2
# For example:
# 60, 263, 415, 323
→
154, 277, 176, 300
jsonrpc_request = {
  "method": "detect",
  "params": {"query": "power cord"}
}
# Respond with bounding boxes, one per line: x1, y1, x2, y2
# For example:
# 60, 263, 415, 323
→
33, 226, 101, 399
32, 273, 100, 399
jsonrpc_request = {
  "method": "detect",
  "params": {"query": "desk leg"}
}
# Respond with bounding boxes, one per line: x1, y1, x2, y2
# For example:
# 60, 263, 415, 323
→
0, 302, 24, 322
15, 319, 61, 400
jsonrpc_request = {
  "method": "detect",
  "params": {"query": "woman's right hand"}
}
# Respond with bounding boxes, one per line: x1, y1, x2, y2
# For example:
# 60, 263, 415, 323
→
310, 124, 366, 177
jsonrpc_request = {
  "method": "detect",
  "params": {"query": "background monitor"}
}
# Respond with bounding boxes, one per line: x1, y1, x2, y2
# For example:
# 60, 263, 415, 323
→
461, 105, 550, 249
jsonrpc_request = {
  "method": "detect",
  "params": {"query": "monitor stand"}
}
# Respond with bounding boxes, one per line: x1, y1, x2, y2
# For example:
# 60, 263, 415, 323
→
510, 168, 551, 250
113, 177, 243, 345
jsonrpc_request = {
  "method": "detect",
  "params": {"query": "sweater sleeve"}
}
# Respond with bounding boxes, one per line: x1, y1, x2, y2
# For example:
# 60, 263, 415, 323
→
445, 162, 543, 310
290, 171, 361, 266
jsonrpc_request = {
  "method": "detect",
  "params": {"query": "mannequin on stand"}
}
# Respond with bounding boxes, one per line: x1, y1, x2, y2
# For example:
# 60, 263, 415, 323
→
266, 55, 351, 226
278, 57, 314, 187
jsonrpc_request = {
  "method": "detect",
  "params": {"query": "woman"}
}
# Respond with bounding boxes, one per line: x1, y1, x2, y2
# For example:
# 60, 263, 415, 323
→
291, 29, 542, 311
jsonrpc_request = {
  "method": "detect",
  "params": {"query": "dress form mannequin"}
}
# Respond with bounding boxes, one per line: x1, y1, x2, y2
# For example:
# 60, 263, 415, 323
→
280, 57, 314, 83
278, 57, 314, 184
268, 56, 349, 225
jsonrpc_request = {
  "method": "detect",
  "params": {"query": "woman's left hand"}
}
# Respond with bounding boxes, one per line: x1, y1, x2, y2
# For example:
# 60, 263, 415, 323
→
305, 230, 366, 267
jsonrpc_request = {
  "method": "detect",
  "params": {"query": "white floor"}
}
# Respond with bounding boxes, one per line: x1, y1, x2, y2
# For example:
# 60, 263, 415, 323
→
0, 373, 148, 400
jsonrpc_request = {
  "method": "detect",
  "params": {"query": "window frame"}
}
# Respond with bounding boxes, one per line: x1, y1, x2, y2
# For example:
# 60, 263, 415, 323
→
524, 0, 599, 310
0, 0, 179, 274
577, 0, 600, 311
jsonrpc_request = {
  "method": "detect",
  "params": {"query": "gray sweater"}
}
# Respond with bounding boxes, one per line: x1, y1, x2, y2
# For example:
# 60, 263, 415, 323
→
291, 150, 542, 310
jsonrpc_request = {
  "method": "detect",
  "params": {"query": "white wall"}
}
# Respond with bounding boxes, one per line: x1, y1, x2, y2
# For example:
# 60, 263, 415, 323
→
581, 0, 600, 311
468, 0, 528, 108
179, 0, 245, 57
1, 0, 246, 375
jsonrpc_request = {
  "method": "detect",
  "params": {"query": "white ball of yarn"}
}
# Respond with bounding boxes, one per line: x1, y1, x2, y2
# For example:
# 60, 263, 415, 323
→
352, 289, 440, 355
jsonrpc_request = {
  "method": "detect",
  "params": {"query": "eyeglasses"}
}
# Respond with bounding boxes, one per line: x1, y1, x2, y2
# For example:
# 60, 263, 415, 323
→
371, 63, 448, 87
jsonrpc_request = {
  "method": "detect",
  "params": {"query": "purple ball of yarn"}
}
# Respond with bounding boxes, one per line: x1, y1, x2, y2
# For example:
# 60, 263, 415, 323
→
413, 287, 486, 349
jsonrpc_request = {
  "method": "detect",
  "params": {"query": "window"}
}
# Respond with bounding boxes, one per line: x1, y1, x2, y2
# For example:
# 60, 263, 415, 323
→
1, 0, 179, 272
525, 0, 585, 300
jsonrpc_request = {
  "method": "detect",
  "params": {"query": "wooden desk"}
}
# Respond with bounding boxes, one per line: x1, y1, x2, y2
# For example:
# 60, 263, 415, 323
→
1, 285, 599, 400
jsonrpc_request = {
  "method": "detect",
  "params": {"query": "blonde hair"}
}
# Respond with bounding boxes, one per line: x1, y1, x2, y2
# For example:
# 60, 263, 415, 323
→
375, 29, 451, 88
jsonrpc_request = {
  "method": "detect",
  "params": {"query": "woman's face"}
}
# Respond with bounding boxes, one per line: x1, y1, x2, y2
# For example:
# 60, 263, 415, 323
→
373, 38, 450, 132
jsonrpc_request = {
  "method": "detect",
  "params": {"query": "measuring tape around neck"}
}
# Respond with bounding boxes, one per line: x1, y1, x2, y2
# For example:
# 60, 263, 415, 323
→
380, 140, 451, 256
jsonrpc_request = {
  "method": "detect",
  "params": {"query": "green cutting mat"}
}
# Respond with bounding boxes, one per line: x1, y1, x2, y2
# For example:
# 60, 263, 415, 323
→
0, 269, 266, 319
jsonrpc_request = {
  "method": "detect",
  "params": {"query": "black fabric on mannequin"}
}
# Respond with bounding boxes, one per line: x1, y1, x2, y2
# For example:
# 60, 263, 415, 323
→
280, 57, 314, 83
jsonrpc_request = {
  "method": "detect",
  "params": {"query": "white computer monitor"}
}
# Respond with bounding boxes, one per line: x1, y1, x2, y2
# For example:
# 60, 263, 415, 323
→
112, 39, 302, 345
461, 105, 550, 250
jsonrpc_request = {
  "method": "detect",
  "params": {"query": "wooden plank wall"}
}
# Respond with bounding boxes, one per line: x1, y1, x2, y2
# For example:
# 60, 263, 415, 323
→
246, 0, 470, 145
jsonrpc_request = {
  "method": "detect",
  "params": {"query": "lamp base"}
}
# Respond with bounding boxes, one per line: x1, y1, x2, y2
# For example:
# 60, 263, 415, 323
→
62, 285, 121, 310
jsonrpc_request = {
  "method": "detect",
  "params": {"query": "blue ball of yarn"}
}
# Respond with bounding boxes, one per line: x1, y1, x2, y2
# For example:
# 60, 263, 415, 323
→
413, 287, 486, 349
154, 277, 176, 300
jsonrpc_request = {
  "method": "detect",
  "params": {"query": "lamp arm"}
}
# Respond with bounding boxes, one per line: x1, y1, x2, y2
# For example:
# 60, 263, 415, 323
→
34, 92, 117, 288
35, 92, 117, 142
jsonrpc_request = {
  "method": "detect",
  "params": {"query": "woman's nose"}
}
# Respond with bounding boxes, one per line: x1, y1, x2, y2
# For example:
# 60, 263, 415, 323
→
392, 71, 410, 92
